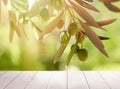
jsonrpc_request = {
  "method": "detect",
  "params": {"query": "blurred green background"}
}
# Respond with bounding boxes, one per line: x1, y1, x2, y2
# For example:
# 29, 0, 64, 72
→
0, 1, 120, 70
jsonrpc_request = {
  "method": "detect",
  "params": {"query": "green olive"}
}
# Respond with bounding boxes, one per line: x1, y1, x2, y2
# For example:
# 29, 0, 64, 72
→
71, 44, 79, 53
40, 8, 50, 21
57, 19, 64, 29
59, 31, 70, 44
68, 23, 78, 36
77, 49, 88, 61
66, 44, 79, 66
53, 0, 62, 10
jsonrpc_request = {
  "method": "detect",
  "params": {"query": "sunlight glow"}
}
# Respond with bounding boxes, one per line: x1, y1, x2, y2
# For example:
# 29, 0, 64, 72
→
28, 0, 36, 10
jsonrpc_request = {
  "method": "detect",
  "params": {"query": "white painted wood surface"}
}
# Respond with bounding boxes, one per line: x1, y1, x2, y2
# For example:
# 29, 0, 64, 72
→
0, 71, 120, 89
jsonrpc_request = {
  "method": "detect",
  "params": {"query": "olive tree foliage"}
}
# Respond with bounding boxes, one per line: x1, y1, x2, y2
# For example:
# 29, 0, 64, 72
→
0, 0, 120, 66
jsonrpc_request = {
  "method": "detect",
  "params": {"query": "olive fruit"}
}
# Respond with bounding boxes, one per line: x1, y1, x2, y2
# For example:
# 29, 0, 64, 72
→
66, 44, 79, 66
59, 31, 70, 44
71, 44, 79, 53
75, 32, 85, 43
68, 23, 78, 36
40, 8, 50, 21
57, 19, 64, 29
77, 49, 88, 61
53, 0, 62, 10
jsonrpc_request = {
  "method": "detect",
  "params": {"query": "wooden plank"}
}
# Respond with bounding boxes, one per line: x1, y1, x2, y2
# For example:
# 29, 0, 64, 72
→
99, 71, 120, 89
5, 71, 37, 89
0, 71, 21, 89
0, 71, 120, 89
26, 71, 53, 89
0, 72, 7, 77
47, 71, 66, 89
68, 71, 89, 89
84, 71, 110, 89
0, 72, 5, 75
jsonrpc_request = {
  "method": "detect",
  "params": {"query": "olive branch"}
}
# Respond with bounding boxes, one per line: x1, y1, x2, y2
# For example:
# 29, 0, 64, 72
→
0, 0, 120, 66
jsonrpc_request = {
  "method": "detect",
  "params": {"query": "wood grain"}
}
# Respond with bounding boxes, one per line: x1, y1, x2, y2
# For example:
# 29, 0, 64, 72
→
0, 71, 119, 89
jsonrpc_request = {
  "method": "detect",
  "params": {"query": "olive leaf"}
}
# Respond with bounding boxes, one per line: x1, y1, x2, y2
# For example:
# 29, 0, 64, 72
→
9, 11, 21, 42
54, 31, 70, 64
31, 21, 42, 33
98, 36, 110, 40
18, 22, 29, 39
99, 0, 119, 3
97, 19, 117, 26
9, 21, 15, 42
99, 0, 120, 12
39, 10, 64, 39
75, 0, 100, 12
54, 44, 69, 64
85, 18, 117, 26
84, 0, 93, 2
48, 0, 54, 16
9, 20, 22, 42
11, 0, 28, 13
70, 1, 104, 30
0, 0, 1, 23
104, 2, 120, 12
79, 20, 109, 57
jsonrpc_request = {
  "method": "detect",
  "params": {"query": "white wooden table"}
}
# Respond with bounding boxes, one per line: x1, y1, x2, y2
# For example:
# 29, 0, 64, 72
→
0, 71, 120, 89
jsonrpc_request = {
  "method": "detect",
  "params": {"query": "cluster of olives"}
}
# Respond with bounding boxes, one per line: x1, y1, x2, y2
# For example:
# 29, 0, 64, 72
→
59, 22, 88, 65
66, 44, 88, 66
